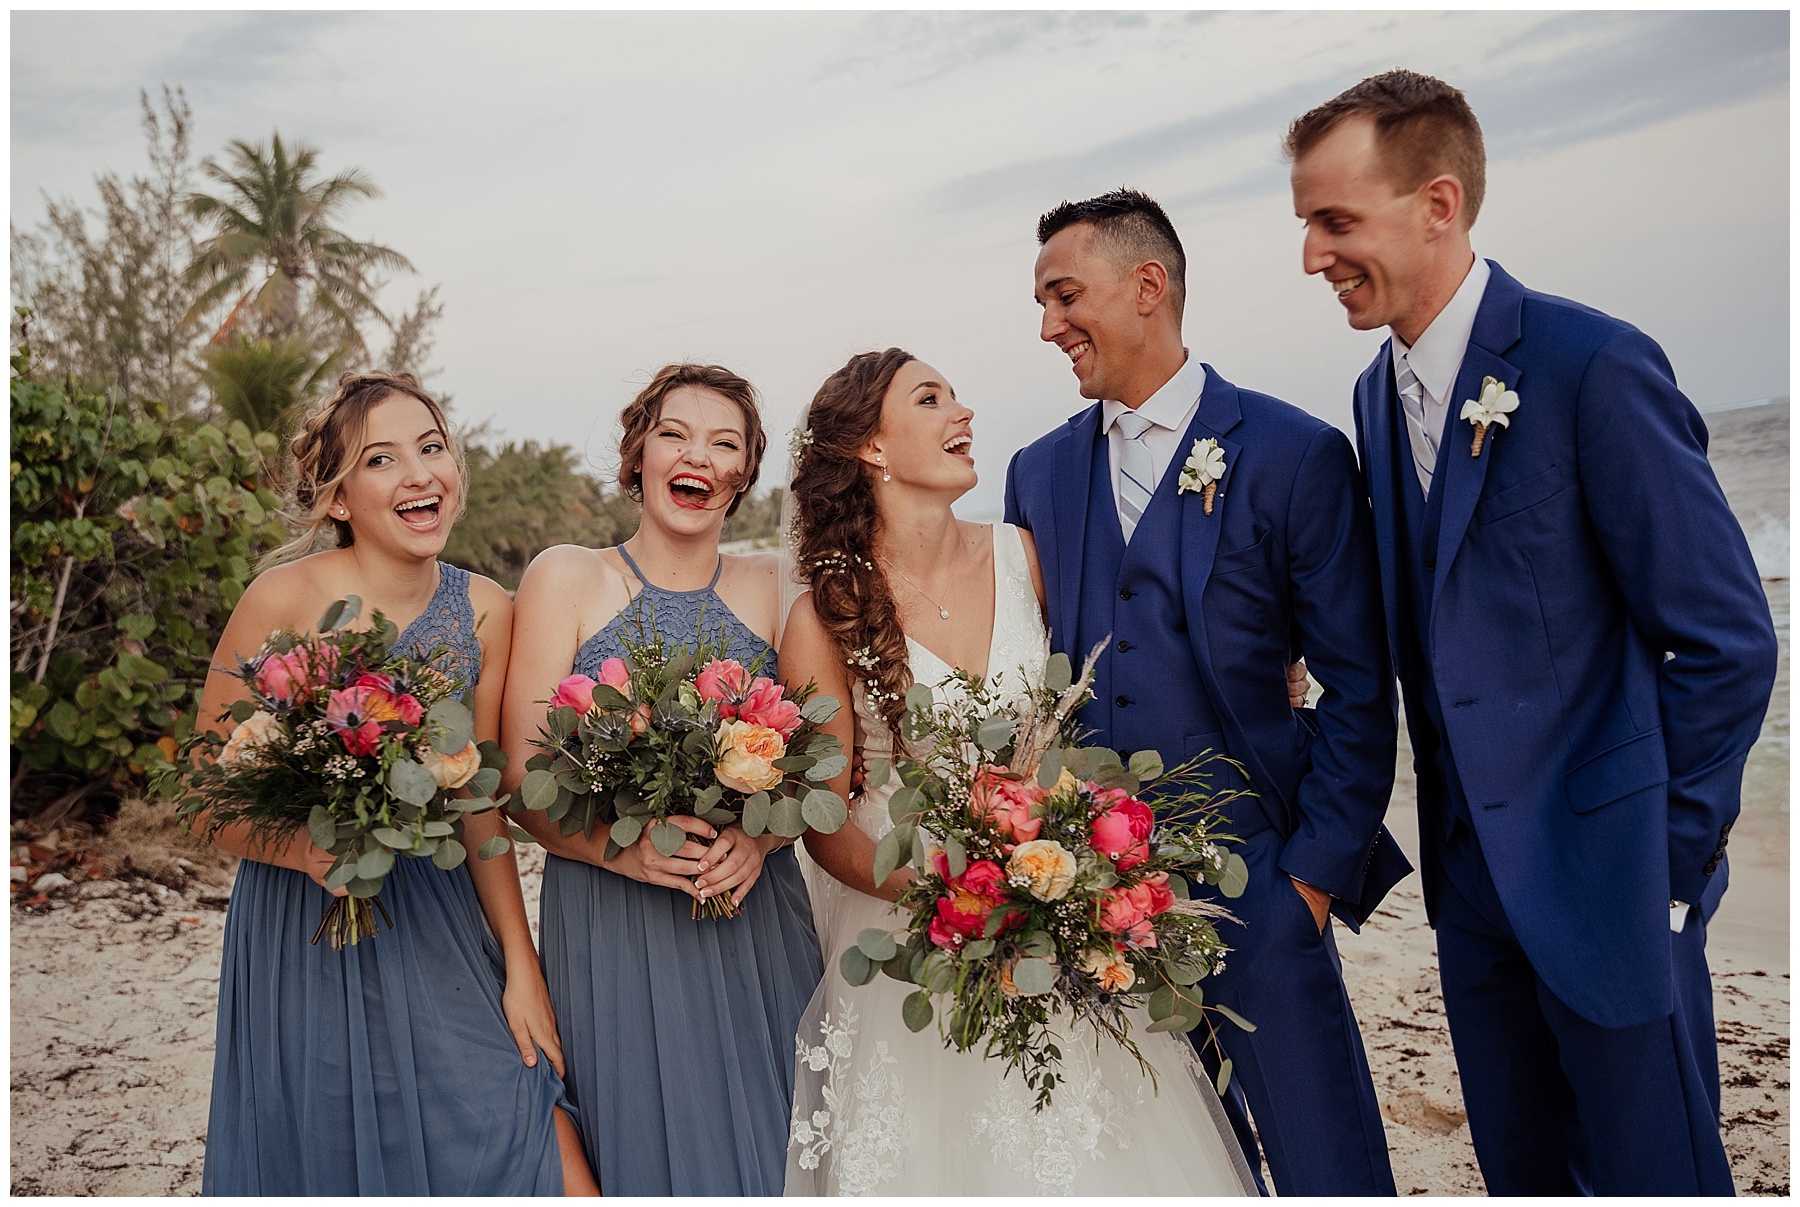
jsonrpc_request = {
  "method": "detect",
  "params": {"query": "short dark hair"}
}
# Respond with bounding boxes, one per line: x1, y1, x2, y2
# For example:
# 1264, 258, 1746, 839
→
1037, 188, 1186, 321
1285, 69, 1486, 228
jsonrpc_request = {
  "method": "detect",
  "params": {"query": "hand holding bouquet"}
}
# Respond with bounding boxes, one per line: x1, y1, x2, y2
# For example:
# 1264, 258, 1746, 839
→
519, 622, 849, 919
167, 597, 514, 949
840, 644, 1255, 1110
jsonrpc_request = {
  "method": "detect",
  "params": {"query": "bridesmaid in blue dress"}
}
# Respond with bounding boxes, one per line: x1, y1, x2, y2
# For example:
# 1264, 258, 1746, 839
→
503, 364, 822, 1195
196, 373, 598, 1195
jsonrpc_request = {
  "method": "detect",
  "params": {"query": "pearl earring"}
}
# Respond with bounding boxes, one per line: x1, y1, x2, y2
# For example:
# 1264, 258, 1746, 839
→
878, 455, 890, 483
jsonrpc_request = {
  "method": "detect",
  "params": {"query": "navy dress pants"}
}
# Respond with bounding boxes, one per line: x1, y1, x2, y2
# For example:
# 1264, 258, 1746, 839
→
1435, 821, 1735, 1195
1192, 824, 1397, 1195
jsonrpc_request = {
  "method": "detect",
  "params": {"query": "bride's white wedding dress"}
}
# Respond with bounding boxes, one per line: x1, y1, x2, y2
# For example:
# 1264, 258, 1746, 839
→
785, 524, 1257, 1196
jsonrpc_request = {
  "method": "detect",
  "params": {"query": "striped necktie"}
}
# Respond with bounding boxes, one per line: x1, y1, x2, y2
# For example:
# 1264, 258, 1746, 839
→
1395, 353, 1437, 498
1114, 409, 1155, 542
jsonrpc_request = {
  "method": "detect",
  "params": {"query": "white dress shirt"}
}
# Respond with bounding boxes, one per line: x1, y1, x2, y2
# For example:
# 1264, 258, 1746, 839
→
1391, 256, 1492, 493
1101, 352, 1208, 522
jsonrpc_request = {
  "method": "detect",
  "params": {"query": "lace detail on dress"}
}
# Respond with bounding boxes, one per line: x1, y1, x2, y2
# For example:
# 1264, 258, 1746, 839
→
968, 1038, 1138, 1195
788, 998, 911, 1195
574, 579, 773, 681
395, 563, 483, 693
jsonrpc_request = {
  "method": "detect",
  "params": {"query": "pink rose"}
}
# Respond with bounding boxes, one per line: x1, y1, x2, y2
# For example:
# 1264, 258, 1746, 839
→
256, 649, 315, 703
630, 702, 654, 738
1091, 793, 1154, 871
1100, 878, 1175, 949
970, 766, 1045, 847
695, 658, 751, 714
738, 678, 801, 739
958, 859, 1007, 899
550, 674, 597, 715
924, 854, 1016, 947
597, 657, 631, 695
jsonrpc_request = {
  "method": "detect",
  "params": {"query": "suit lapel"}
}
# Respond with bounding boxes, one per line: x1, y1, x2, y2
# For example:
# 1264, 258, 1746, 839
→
1052, 405, 1101, 640
1361, 345, 1406, 663
1176, 366, 1244, 727
1430, 263, 1525, 610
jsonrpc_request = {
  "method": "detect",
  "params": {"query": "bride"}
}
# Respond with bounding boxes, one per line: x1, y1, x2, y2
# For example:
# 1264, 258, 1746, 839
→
777, 349, 1257, 1196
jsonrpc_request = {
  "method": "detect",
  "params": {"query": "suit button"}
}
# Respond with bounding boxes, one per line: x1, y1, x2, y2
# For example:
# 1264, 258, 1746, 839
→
1119, 587, 1134, 600
1703, 858, 1719, 876
1117, 640, 1131, 653
1116, 695, 1130, 708
1423, 554, 1437, 571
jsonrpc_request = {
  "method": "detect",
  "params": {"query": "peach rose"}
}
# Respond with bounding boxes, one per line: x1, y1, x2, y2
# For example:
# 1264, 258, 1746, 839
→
219, 710, 280, 766
1080, 946, 1136, 993
420, 739, 483, 790
1007, 839, 1078, 902
714, 718, 785, 793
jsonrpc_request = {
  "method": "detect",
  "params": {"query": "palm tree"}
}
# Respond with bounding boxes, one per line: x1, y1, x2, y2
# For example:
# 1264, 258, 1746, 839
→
185, 133, 413, 351
200, 333, 342, 447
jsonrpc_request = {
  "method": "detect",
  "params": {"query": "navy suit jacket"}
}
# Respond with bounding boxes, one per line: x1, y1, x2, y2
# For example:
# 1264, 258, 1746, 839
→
1353, 261, 1777, 1027
1005, 365, 1409, 927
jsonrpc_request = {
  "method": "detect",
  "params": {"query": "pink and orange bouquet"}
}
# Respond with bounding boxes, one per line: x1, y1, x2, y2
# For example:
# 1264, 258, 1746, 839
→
519, 621, 848, 919
166, 597, 513, 949
841, 646, 1254, 1110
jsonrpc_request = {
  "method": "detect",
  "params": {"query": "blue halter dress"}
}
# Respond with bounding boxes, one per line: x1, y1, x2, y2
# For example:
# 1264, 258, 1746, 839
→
538, 547, 823, 1195
202, 563, 571, 1195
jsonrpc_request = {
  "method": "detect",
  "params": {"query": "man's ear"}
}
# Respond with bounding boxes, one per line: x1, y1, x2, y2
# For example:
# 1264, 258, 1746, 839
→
1420, 174, 1466, 240
1134, 259, 1172, 317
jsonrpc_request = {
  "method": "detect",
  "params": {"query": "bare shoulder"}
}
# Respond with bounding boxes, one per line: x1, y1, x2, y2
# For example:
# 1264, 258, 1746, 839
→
722, 550, 780, 596
236, 553, 341, 634
465, 572, 516, 639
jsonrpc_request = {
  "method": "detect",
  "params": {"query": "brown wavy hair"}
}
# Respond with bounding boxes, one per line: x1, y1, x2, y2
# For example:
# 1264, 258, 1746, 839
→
617, 363, 765, 519
789, 348, 916, 738
261, 371, 465, 570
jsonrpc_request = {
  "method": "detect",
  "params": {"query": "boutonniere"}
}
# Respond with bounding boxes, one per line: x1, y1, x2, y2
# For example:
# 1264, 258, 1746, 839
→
1178, 437, 1227, 515
1459, 376, 1519, 457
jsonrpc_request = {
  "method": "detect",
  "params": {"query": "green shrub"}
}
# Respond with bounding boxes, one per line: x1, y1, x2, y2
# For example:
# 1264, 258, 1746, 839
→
10, 341, 286, 813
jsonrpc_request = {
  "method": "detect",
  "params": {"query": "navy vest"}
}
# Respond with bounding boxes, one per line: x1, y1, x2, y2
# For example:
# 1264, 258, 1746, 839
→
1389, 382, 1472, 837
1073, 426, 1226, 769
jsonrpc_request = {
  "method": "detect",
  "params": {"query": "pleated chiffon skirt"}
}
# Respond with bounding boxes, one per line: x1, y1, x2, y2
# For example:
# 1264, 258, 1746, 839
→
202, 857, 570, 1195
540, 846, 823, 1195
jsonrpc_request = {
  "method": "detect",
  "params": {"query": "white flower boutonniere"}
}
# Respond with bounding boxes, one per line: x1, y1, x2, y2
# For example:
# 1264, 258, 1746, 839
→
1459, 376, 1519, 457
1178, 437, 1227, 515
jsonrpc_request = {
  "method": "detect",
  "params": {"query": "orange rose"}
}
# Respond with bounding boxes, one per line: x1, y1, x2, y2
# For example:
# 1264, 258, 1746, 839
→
420, 739, 483, 790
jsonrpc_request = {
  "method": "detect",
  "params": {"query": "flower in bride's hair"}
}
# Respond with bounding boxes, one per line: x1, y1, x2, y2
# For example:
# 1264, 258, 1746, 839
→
714, 719, 785, 793
550, 674, 597, 715
420, 739, 483, 790
219, 710, 280, 766
788, 427, 814, 459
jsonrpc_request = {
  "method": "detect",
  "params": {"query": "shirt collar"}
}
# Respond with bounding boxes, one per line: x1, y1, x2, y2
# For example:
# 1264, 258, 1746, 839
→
1102, 351, 1207, 435
1393, 256, 1491, 404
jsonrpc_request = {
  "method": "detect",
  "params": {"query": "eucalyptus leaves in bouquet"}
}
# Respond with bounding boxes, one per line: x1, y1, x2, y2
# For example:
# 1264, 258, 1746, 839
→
167, 597, 516, 949
519, 618, 849, 919
840, 645, 1257, 1110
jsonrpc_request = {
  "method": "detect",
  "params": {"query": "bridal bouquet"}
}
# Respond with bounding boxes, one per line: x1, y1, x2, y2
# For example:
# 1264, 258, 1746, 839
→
841, 646, 1255, 1110
518, 618, 850, 919
167, 597, 513, 949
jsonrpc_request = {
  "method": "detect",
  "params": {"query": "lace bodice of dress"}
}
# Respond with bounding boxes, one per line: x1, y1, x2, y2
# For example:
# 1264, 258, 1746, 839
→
394, 563, 483, 694
849, 525, 1048, 841
574, 549, 774, 679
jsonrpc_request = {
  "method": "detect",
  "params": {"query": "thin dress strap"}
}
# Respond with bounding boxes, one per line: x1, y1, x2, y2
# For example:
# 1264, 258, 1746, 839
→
616, 544, 724, 592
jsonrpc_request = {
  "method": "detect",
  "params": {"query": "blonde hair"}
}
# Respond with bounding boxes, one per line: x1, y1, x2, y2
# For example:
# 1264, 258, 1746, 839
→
259, 371, 467, 570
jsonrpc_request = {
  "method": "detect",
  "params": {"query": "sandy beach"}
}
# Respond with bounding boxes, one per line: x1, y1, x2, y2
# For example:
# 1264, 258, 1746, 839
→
11, 404, 1788, 1196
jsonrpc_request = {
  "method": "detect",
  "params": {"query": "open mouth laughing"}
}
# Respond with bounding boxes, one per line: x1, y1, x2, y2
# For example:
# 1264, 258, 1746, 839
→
395, 494, 442, 530
669, 473, 715, 509
942, 433, 973, 459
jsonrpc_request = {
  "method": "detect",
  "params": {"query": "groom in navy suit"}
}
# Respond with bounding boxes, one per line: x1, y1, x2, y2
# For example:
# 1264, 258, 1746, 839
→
1289, 71, 1777, 1194
1005, 190, 1410, 1195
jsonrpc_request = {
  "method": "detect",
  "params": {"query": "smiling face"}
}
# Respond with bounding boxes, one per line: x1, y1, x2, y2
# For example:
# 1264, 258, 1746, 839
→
633, 385, 750, 538
1291, 115, 1463, 343
1034, 223, 1159, 405
330, 393, 464, 559
866, 359, 976, 500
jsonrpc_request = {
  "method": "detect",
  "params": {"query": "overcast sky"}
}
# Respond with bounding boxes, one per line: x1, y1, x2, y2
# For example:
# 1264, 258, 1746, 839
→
13, 9, 1789, 517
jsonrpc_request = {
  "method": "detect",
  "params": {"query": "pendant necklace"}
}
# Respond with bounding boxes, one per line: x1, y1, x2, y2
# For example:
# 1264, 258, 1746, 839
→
885, 557, 955, 620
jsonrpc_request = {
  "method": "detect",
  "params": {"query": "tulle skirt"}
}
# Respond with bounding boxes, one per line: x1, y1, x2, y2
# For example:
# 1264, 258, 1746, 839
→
203, 857, 569, 1195
786, 847, 1258, 1197
539, 846, 823, 1195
